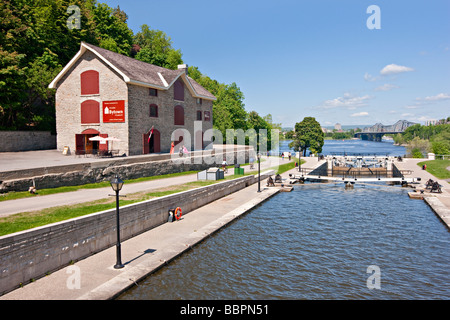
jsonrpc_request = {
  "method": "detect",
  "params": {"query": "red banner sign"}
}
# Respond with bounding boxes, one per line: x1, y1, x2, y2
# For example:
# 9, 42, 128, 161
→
103, 100, 125, 123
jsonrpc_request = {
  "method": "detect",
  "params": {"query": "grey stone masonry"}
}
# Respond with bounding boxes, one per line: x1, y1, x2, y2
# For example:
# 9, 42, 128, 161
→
50, 42, 215, 156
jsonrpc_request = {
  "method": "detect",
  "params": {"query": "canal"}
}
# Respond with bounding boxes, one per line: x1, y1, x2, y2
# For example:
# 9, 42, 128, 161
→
118, 140, 449, 300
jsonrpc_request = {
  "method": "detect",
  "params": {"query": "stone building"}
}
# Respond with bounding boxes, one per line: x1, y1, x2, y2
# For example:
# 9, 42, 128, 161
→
49, 42, 216, 156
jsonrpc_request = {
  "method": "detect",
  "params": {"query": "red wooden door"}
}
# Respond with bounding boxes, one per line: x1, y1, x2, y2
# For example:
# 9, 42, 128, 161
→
143, 133, 150, 154
99, 134, 108, 152
75, 134, 85, 154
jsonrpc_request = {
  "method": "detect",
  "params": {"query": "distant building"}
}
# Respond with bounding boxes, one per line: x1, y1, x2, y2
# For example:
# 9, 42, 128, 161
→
49, 42, 216, 156
334, 123, 342, 131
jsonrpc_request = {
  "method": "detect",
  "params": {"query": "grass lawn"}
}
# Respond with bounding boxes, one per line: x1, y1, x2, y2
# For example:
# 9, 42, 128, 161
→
417, 159, 450, 180
0, 158, 303, 236
0, 170, 199, 202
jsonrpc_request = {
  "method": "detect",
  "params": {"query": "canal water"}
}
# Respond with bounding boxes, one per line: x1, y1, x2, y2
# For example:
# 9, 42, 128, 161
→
119, 140, 449, 300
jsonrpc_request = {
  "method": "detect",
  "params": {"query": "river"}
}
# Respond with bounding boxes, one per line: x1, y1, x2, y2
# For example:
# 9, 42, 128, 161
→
118, 140, 449, 300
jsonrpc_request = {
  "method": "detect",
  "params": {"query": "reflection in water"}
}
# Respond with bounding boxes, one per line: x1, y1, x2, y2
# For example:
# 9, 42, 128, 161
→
119, 184, 450, 300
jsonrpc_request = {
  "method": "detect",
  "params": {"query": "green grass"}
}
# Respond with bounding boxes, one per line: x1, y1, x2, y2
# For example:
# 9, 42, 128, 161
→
417, 159, 450, 180
0, 174, 245, 236
0, 157, 302, 236
0, 170, 199, 202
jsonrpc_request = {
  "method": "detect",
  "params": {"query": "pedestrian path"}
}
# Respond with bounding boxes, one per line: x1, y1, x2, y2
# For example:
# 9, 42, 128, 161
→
0, 182, 280, 300
395, 158, 450, 228
0, 156, 310, 217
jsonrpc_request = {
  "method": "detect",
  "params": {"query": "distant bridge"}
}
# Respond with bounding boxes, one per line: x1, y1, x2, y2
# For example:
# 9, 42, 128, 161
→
354, 120, 417, 142
354, 131, 401, 142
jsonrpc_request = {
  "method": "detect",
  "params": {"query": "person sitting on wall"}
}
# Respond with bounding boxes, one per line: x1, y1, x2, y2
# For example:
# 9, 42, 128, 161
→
267, 176, 275, 187
275, 174, 282, 183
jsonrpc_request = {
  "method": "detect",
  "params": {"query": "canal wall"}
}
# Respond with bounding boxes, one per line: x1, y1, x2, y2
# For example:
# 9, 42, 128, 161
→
0, 147, 253, 193
0, 170, 273, 296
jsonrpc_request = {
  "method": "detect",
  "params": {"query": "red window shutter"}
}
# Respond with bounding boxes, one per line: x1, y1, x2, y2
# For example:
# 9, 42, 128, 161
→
174, 105, 184, 125
75, 134, 85, 152
99, 134, 108, 152
143, 133, 150, 154
174, 79, 184, 101
81, 100, 100, 124
81, 70, 99, 95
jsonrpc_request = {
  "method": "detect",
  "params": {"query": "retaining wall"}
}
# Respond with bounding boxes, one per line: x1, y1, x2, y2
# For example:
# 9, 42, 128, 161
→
0, 171, 273, 296
0, 147, 253, 193
0, 131, 56, 152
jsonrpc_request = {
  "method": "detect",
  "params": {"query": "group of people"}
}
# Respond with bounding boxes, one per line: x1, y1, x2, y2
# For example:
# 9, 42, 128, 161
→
266, 174, 282, 187
425, 179, 442, 193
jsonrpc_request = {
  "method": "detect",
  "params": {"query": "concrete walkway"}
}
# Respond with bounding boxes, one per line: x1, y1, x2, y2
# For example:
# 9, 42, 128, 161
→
394, 158, 450, 227
0, 156, 319, 300
0, 181, 280, 300
0, 155, 317, 217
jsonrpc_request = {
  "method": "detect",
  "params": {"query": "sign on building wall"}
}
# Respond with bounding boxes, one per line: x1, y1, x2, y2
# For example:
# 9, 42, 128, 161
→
103, 100, 125, 123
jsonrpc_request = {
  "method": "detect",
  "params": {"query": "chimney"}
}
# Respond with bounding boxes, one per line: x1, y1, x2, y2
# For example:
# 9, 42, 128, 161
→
178, 64, 188, 75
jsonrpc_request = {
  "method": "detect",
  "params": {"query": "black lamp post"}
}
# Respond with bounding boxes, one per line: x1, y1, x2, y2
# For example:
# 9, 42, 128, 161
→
110, 175, 124, 269
299, 147, 302, 175
257, 152, 261, 193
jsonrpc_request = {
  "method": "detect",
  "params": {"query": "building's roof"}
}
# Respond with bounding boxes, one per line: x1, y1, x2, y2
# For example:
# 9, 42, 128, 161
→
49, 42, 216, 101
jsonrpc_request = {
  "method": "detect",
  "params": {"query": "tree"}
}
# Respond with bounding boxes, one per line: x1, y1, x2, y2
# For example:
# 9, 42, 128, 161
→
133, 24, 183, 69
0, 0, 134, 131
188, 66, 247, 139
289, 117, 324, 156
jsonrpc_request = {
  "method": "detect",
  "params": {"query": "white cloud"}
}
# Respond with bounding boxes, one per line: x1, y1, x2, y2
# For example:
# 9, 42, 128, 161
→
350, 112, 369, 117
374, 84, 399, 91
417, 93, 450, 101
364, 72, 377, 82
317, 93, 371, 110
380, 64, 414, 75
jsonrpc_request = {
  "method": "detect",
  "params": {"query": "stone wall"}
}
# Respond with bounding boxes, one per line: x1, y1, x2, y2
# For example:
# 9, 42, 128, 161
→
0, 131, 56, 152
127, 82, 213, 155
0, 147, 254, 193
0, 170, 272, 296
55, 50, 129, 154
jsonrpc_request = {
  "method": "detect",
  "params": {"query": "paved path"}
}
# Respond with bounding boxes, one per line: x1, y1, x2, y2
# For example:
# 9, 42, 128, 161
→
0, 155, 317, 217
0, 181, 281, 300
0, 156, 320, 300
395, 158, 450, 227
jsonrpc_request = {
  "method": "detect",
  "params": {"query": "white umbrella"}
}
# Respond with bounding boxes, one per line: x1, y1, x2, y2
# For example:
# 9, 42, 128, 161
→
88, 136, 106, 142
104, 136, 121, 152
104, 137, 121, 142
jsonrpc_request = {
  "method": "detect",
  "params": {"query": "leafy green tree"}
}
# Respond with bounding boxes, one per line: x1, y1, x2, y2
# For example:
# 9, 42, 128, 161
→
133, 24, 183, 69
0, 0, 133, 130
289, 117, 324, 156
188, 66, 247, 139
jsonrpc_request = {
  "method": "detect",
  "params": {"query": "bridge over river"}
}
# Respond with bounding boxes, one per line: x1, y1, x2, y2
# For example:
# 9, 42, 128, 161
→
354, 120, 416, 141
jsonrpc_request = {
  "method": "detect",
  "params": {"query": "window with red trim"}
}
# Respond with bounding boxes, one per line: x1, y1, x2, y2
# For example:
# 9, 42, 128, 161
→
174, 105, 184, 125
81, 100, 100, 124
81, 70, 99, 95
174, 79, 184, 101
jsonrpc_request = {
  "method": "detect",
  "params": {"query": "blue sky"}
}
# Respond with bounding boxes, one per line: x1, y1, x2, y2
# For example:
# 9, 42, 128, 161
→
103, 0, 450, 128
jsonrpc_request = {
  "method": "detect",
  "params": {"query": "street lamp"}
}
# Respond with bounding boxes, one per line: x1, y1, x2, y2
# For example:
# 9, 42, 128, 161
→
257, 152, 261, 192
299, 147, 302, 175
110, 174, 124, 269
